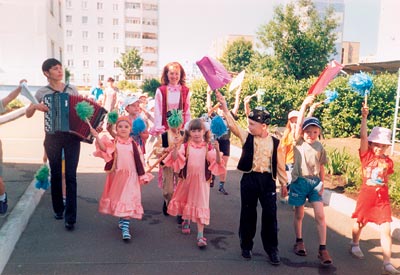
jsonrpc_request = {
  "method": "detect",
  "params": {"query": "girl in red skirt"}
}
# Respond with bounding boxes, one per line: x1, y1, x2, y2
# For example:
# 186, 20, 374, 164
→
350, 104, 400, 274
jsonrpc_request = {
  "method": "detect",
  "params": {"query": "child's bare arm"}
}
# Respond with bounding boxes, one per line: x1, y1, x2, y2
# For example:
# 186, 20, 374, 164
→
360, 104, 369, 154
294, 95, 315, 140
90, 128, 106, 152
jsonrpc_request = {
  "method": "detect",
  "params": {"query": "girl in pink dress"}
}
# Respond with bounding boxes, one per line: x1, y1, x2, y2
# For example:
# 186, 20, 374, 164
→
165, 118, 226, 248
90, 116, 153, 241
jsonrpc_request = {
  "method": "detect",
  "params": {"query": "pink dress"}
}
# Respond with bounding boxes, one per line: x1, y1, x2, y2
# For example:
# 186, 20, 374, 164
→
164, 142, 225, 225
93, 136, 153, 219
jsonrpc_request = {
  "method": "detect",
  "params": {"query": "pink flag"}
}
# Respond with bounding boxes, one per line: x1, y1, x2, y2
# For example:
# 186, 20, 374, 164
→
196, 56, 232, 90
308, 60, 344, 95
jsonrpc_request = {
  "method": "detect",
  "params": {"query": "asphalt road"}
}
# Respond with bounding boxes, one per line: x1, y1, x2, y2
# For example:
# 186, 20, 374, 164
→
2, 113, 400, 275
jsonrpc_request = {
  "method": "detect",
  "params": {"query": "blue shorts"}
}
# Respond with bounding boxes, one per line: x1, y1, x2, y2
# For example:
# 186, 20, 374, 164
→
288, 177, 322, 206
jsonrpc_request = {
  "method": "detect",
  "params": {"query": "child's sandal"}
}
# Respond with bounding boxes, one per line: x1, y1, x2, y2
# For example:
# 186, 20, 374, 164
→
293, 241, 307, 256
318, 249, 333, 266
181, 221, 190, 234
197, 237, 207, 248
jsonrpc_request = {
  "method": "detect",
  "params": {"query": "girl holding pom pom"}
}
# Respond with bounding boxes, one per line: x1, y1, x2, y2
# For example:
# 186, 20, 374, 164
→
165, 118, 225, 248
90, 116, 153, 241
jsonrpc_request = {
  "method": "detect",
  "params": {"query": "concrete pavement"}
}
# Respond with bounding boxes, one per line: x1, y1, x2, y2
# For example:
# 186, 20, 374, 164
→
1, 110, 400, 274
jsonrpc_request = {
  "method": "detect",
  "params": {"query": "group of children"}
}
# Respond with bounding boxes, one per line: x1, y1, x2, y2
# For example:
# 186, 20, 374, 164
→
0, 58, 395, 273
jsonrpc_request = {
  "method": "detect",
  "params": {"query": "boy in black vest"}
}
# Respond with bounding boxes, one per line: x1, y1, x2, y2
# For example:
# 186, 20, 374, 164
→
216, 91, 287, 265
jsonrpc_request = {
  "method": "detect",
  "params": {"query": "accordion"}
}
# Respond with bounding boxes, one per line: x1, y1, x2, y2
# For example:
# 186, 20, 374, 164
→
43, 93, 107, 143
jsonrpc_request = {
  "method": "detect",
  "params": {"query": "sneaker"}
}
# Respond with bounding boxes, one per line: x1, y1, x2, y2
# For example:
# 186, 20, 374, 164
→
0, 193, 8, 214
218, 187, 229, 195
122, 230, 131, 240
382, 263, 400, 275
162, 201, 169, 216
197, 237, 207, 248
318, 249, 333, 266
54, 213, 64, 220
349, 243, 364, 259
241, 249, 252, 260
176, 215, 183, 224
267, 250, 281, 266
65, 222, 75, 231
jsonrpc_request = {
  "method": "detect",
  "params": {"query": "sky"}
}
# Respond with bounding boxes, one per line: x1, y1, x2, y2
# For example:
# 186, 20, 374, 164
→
158, 0, 380, 69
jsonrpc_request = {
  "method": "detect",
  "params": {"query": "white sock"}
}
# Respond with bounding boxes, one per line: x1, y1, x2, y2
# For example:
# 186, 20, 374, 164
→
0, 193, 5, 201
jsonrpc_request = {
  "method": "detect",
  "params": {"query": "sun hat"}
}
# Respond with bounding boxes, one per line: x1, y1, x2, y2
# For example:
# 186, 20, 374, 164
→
248, 106, 271, 125
302, 117, 322, 130
368, 127, 392, 145
288, 110, 300, 120
122, 95, 140, 109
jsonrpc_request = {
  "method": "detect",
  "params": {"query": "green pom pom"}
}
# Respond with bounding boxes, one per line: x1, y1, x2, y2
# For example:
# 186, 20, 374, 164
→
108, 110, 119, 125
167, 109, 183, 129
35, 165, 49, 182
75, 101, 94, 121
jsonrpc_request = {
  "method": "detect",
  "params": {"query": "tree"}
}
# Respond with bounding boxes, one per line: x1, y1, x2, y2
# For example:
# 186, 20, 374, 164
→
115, 48, 143, 80
219, 38, 255, 73
257, 0, 338, 80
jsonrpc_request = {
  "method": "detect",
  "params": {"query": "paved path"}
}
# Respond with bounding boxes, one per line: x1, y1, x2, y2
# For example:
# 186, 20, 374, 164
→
1, 112, 400, 275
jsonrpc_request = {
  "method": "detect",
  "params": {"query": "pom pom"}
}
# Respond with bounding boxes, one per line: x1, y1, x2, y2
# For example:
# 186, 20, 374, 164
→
75, 101, 94, 121
324, 90, 338, 104
34, 164, 50, 190
107, 110, 119, 125
167, 109, 183, 129
132, 117, 146, 136
349, 72, 373, 96
210, 115, 227, 138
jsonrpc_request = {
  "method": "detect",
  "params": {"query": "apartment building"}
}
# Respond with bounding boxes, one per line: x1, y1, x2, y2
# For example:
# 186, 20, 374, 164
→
0, 0, 64, 85
64, 0, 159, 87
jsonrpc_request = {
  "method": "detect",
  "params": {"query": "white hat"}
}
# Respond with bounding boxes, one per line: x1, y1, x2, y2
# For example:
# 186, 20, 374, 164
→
122, 95, 139, 109
288, 110, 300, 119
368, 127, 392, 145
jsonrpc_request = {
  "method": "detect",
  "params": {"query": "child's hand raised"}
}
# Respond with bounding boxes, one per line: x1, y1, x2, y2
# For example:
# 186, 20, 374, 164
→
215, 90, 228, 112
212, 140, 220, 151
361, 103, 369, 118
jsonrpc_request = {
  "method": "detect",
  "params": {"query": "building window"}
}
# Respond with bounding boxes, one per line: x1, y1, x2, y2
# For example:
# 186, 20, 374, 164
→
82, 16, 88, 24
143, 3, 158, 11
69, 73, 75, 82
82, 31, 88, 39
98, 46, 104, 53
59, 47, 63, 63
125, 31, 141, 39
98, 60, 104, 68
113, 18, 119, 25
66, 30, 72, 37
82, 45, 88, 53
97, 2, 103, 10
113, 32, 119, 40
113, 4, 118, 11
143, 46, 157, 54
142, 18, 157, 25
126, 17, 141, 24
83, 60, 89, 68
142, 32, 157, 39
113, 47, 119, 54
67, 44, 73, 52
98, 32, 104, 39
66, 15, 72, 23
126, 2, 141, 9
83, 74, 90, 83
81, 1, 87, 9
67, 59, 74, 67
99, 75, 104, 81
98, 17, 103, 24
66, 0, 72, 8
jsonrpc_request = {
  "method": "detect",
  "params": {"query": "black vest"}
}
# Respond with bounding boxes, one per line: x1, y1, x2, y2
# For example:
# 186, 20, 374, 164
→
237, 134, 279, 179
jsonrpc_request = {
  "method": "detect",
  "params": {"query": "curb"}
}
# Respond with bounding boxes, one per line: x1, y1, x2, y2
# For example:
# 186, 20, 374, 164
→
230, 144, 400, 241
0, 180, 44, 274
